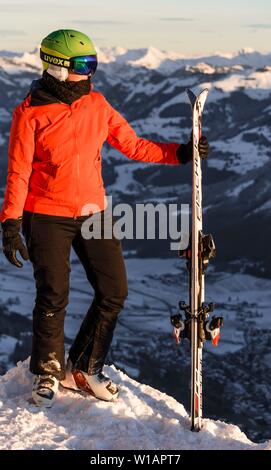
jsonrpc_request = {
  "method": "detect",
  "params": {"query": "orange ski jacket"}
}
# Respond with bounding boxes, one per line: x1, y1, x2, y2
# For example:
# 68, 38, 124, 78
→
0, 91, 180, 222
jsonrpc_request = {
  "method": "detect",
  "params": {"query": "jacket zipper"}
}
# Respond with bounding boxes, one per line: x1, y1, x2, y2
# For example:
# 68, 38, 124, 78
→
70, 110, 80, 218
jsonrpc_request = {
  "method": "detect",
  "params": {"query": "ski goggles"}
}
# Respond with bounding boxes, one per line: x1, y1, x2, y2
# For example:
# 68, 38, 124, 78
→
40, 50, 98, 76
69, 55, 98, 76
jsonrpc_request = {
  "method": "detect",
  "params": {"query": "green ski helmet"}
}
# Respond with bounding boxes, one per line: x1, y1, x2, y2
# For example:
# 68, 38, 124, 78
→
40, 29, 98, 76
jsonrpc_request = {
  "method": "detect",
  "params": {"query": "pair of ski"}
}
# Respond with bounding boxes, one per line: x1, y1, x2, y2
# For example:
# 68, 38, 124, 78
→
171, 89, 223, 431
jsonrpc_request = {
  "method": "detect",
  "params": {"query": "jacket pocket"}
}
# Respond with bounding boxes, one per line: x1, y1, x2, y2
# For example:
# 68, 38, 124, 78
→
30, 161, 60, 193
94, 152, 103, 188
42, 134, 71, 166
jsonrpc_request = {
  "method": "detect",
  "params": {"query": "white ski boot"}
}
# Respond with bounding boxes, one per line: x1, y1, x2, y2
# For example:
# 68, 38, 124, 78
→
32, 374, 59, 408
59, 358, 79, 391
60, 359, 119, 401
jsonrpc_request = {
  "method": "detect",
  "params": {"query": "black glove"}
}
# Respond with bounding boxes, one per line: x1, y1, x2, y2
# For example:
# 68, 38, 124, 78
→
198, 136, 209, 160
1, 218, 29, 268
177, 135, 209, 164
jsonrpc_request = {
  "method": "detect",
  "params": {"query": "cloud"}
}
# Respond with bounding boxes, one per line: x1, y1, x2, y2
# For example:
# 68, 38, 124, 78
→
199, 30, 217, 34
160, 17, 194, 22
245, 24, 271, 29
1, 30, 26, 37
0, 3, 42, 11
71, 20, 131, 25
0, 2, 77, 11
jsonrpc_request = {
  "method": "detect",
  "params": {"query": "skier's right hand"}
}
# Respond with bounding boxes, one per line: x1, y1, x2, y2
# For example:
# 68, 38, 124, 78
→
1, 218, 29, 268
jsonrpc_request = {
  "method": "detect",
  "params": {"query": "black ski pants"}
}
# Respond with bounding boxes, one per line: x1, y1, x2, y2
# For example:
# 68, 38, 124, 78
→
22, 210, 128, 380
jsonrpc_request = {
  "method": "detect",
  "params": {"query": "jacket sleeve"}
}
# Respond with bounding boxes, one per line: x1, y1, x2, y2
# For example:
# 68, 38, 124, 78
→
0, 105, 35, 222
105, 99, 180, 165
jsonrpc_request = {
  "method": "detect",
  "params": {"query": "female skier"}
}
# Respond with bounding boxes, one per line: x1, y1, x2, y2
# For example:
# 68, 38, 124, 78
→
1, 29, 209, 407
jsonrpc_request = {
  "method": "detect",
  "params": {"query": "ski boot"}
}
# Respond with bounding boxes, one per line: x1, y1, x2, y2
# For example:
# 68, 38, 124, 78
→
32, 374, 59, 408
60, 359, 119, 402
59, 358, 79, 391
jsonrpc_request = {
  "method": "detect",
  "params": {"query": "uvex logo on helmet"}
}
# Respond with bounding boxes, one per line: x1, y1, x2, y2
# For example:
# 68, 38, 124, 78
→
41, 51, 70, 68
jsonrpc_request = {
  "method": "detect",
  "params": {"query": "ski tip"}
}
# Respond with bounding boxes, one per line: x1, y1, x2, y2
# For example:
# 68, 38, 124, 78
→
200, 88, 209, 98
186, 87, 209, 108
186, 88, 197, 107
186, 87, 209, 96
186, 87, 196, 96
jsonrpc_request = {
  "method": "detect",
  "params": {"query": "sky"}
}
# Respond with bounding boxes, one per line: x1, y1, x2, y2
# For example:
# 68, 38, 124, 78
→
0, 0, 271, 55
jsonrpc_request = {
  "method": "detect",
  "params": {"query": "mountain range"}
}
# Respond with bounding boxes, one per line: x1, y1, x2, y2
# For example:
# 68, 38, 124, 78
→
0, 46, 270, 443
1, 46, 270, 275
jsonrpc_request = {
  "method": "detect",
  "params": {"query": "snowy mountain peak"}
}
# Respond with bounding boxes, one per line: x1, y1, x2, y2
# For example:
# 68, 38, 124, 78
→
13, 48, 41, 70
239, 47, 257, 55
126, 46, 186, 70
95, 45, 186, 72
1, 46, 271, 76
0, 359, 270, 450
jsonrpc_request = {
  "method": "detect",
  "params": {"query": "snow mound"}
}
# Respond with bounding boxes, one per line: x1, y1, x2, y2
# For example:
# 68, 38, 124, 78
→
0, 359, 270, 450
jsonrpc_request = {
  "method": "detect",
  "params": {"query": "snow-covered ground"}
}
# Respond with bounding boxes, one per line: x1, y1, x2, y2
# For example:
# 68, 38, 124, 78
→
212, 137, 270, 175
0, 335, 17, 370
0, 358, 270, 450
